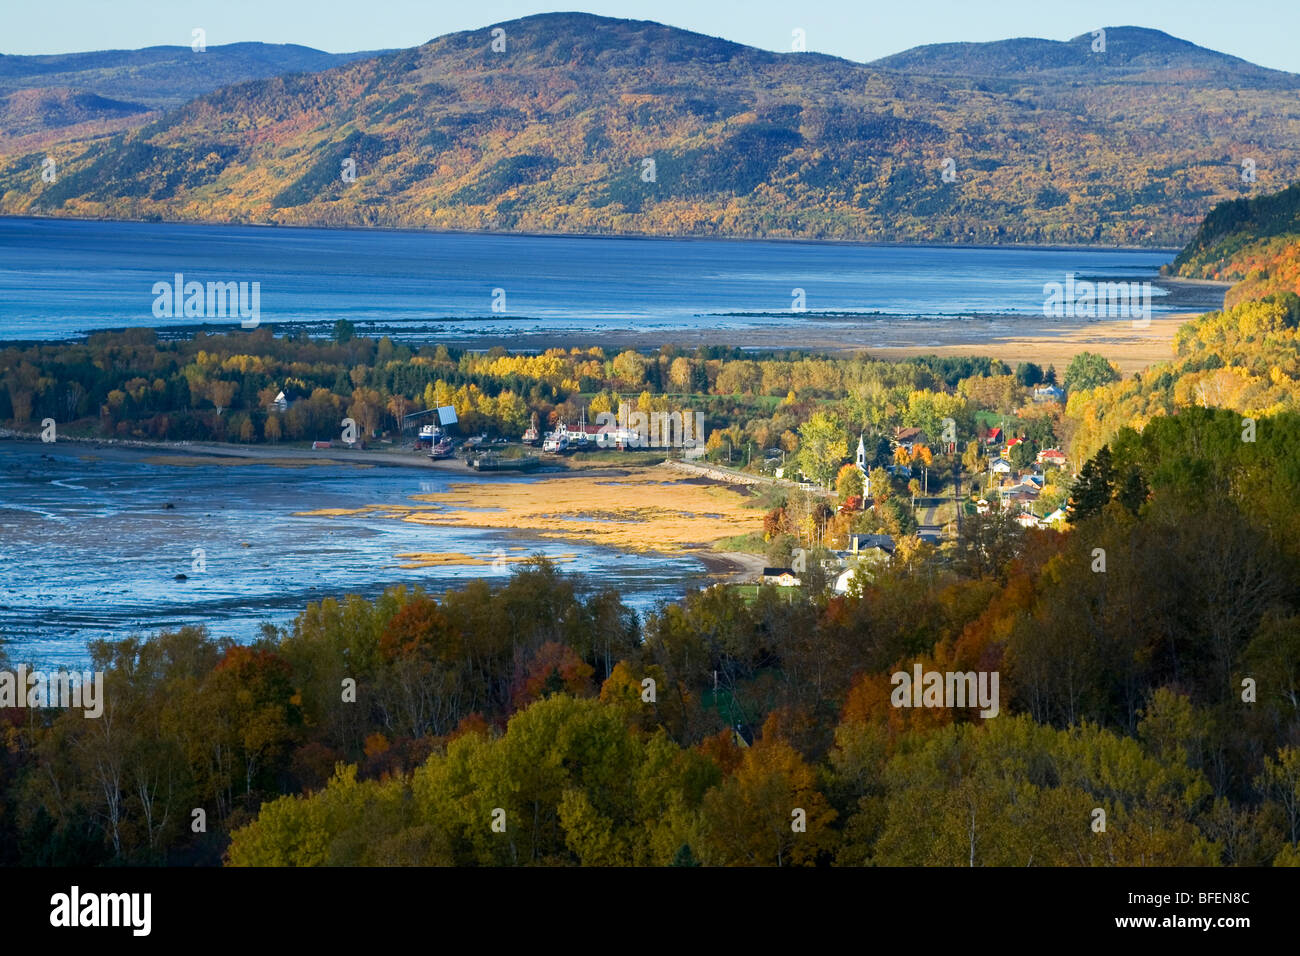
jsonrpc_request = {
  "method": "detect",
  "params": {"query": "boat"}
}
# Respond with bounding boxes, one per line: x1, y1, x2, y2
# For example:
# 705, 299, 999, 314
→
426, 439, 454, 460
542, 429, 569, 453
469, 452, 541, 472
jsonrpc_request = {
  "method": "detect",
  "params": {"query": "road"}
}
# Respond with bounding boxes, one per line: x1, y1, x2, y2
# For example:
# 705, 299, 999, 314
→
916, 463, 963, 541
915, 497, 946, 542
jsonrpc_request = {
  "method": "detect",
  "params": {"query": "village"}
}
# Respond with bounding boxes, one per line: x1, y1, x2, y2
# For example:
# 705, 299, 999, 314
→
758, 382, 1075, 595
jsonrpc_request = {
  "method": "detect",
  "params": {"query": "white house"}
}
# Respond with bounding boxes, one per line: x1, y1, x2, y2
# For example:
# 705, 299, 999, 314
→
990, 457, 1013, 474
762, 567, 801, 587
833, 567, 858, 594
1037, 448, 1069, 468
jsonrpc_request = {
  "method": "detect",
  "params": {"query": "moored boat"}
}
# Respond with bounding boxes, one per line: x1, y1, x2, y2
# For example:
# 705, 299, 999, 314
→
469, 452, 541, 472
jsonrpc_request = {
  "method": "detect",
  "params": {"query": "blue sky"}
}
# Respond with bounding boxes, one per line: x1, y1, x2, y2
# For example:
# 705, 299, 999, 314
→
5, 0, 1300, 72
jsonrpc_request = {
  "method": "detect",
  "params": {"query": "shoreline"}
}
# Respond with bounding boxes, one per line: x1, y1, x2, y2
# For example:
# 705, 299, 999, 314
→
412, 312, 1204, 376
0, 431, 468, 471
1, 212, 1193, 254
5, 310, 1213, 375
2, 436, 768, 582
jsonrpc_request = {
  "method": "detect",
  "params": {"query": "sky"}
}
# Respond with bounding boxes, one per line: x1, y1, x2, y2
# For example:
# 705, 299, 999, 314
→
3, 0, 1299, 72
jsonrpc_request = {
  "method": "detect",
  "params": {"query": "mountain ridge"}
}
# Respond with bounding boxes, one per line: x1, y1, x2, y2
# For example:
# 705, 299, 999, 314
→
870, 25, 1300, 86
0, 42, 386, 146
5, 13, 1299, 245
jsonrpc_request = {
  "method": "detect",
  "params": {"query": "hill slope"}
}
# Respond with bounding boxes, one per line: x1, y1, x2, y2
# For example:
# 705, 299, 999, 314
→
4, 14, 1299, 245
0, 43, 384, 147
1167, 180, 1300, 303
1067, 180, 1300, 459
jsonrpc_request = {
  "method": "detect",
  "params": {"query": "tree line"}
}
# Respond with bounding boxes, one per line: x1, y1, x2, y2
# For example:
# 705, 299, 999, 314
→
3, 408, 1299, 865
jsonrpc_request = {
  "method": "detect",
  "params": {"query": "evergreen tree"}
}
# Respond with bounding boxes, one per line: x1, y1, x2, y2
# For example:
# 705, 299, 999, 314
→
1014, 362, 1044, 387
670, 843, 702, 867
1067, 445, 1115, 523
1115, 464, 1150, 516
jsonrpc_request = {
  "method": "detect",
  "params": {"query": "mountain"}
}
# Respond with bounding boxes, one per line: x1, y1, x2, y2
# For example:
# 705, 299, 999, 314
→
870, 26, 1300, 88
4, 13, 1299, 245
0, 43, 384, 148
0, 88, 145, 139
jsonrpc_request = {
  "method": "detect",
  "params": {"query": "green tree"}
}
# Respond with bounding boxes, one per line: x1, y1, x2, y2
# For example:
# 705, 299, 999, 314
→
1115, 464, 1150, 515
1067, 445, 1116, 523
796, 411, 847, 487
1064, 351, 1120, 393
835, 462, 864, 503
1009, 439, 1036, 470
1015, 362, 1044, 387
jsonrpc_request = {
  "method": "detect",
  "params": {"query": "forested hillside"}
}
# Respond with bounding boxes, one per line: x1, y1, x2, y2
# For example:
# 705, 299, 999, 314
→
4, 404, 1299, 866
1169, 180, 1300, 306
4, 14, 1299, 244
0, 44, 382, 149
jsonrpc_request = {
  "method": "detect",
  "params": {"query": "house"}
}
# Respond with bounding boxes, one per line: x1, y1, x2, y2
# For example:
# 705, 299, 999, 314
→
975, 498, 990, 514
762, 567, 801, 587
848, 533, 896, 560
990, 457, 1012, 474
271, 390, 289, 412
1015, 512, 1042, 529
1043, 508, 1069, 527
833, 567, 858, 594
887, 464, 912, 479
891, 426, 925, 452
1037, 448, 1069, 468
984, 426, 1003, 446
1000, 481, 1041, 503
1033, 385, 1066, 404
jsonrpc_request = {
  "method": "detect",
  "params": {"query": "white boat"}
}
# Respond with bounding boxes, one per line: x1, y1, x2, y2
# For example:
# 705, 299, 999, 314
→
542, 428, 569, 453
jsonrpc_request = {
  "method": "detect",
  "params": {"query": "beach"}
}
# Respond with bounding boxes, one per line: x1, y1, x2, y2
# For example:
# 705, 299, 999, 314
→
0, 440, 740, 665
422, 312, 1198, 377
